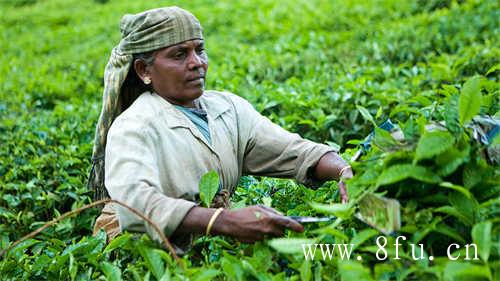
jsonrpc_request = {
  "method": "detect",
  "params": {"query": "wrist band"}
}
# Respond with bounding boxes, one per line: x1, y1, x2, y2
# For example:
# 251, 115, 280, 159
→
206, 207, 224, 236
339, 165, 352, 179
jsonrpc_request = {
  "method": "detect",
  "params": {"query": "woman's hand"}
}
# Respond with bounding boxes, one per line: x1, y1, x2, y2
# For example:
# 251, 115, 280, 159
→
212, 205, 304, 243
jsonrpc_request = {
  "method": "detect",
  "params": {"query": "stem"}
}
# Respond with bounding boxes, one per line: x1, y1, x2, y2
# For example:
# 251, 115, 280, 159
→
0, 199, 181, 265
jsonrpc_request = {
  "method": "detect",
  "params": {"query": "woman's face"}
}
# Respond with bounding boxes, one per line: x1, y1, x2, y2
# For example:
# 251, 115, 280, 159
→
140, 39, 208, 107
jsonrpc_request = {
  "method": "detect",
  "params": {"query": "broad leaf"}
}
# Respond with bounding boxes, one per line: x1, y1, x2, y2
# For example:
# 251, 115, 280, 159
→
199, 170, 220, 207
377, 164, 441, 186
104, 233, 132, 253
338, 261, 373, 281
268, 238, 316, 254
458, 76, 482, 124
221, 254, 244, 281
435, 147, 469, 176
444, 262, 491, 281
309, 202, 351, 218
415, 131, 454, 162
434, 223, 466, 244
448, 192, 478, 226
372, 127, 398, 150
138, 246, 165, 280
356, 105, 376, 126
472, 221, 492, 262
193, 269, 220, 281
101, 262, 123, 281
350, 229, 378, 251
439, 182, 472, 199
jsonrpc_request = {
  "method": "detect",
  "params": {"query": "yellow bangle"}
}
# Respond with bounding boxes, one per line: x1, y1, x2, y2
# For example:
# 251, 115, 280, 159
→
339, 165, 352, 179
206, 207, 224, 236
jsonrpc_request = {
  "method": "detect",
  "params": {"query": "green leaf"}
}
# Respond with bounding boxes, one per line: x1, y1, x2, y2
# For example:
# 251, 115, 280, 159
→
377, 164, 441, 186
69, 254, 77, 281
372, 127, 398, 151
434, 206, 472, 226
485, 63, 499, 75
101, 262, 123, 281
104, 233, 132, 253
159, 269, 171, 281
439, 182, 472, 199
300, 260, 312, 281
458, 76, 482, 125
444, 262, 491, 281
193, 269, 220, 281
338, 261, 373, 281
436, 146, 469, 176
138, 246, 165, 280
221, 254, 245, 281
199, 170, 220, 207
448, 192, 478, 226
356, 105, 376, 126
268, 238, 316, 254
350, 229, 378, 251
262, 197, 272, 207
309, 202, 351, 218
312, 225, 349, 240
415, 131, 454, 162
472, 221, 492, 262
434, 223, 466, 244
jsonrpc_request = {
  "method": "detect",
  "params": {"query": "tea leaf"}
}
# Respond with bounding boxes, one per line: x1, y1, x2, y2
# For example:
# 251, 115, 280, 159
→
350, 229, 378, 251
309, 202, 351, 218
193, 269, 220, 281
138, 246, 165, 280
458, 76, 482, 125
199, 170, 220, 208
101, 262, 123, 281
377, 164, 441, 186
104, 233, 132, 253
471, 221, 492, 262
268, 238, 316, 254
415, 131, 454, 162
338, 261, 373, 281
356, 105, 376, 126
444, 262, 491, 281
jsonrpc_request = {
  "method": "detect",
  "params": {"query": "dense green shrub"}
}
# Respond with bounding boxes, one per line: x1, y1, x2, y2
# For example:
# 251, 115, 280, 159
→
0, 0, 498, 280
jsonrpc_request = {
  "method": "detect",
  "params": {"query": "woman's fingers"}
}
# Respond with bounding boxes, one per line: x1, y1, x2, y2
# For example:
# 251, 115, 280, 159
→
271, 214, 304, 233
257, 207, 304, 233
258, 205, 283, 215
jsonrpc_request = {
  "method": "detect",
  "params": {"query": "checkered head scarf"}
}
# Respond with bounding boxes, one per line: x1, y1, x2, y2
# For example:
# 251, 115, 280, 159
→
89, 7, 203, 200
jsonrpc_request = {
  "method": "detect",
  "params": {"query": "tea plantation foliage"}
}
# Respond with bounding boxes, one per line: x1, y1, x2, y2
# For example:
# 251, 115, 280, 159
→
0, 0, 499, 280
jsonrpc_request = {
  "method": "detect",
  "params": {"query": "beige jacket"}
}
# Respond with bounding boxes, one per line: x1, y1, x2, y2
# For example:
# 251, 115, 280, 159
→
99, 90, 334, 244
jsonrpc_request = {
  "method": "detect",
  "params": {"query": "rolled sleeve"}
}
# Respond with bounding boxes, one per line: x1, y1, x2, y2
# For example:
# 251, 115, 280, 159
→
233, 95, 334, 185
105, 117, 196, 242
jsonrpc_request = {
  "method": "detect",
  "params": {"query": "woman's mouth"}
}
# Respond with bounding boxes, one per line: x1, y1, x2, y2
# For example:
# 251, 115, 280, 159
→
186, 77, 204, 86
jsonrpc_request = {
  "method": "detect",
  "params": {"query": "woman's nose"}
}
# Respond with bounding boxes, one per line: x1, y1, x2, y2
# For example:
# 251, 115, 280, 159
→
187, 51, 204, 69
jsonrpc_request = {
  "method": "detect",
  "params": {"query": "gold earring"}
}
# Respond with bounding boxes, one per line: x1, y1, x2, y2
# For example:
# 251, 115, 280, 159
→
144, 77, 151, 85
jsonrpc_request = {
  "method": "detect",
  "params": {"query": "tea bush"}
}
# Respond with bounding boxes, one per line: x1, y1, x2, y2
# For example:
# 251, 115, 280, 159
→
0, 0, 498, 280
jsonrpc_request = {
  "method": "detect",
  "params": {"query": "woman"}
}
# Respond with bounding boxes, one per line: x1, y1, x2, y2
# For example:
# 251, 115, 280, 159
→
89, 7, 353, 253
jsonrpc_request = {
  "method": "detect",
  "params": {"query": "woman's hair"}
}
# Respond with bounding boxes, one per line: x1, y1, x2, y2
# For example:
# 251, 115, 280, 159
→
120, 50, 156, 111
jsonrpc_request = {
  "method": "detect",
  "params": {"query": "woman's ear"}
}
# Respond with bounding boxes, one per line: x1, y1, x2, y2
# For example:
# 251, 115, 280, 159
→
133, 59, 151, 84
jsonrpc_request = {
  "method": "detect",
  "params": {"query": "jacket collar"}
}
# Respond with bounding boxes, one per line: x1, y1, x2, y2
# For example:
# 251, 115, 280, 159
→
149, 91, 230, 129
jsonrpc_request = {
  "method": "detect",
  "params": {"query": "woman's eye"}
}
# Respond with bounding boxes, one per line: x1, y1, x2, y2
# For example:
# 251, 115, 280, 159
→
174, 51, 186, 59
196, 48, 205, 55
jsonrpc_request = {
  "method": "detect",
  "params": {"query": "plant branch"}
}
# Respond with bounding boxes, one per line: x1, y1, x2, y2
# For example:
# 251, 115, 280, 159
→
0, 199, 181, 264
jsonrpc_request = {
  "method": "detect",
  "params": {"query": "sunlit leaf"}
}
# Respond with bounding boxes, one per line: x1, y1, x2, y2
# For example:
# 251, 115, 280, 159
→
472, 221, 492, 262
415, 131, 454, 162
268, 238, 316, 254
199, 171, 220, 207
458, 76, 482, 124
101, 262, 123, 281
